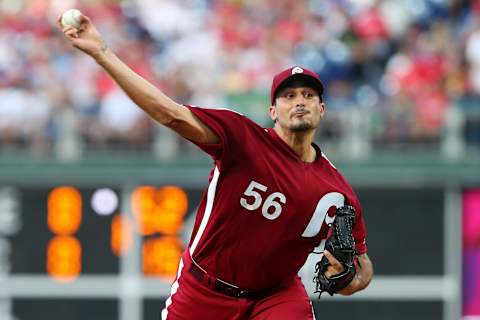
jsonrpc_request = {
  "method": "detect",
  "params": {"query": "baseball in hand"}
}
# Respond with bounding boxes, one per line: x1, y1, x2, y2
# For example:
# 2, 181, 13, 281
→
61, 9, 82, 29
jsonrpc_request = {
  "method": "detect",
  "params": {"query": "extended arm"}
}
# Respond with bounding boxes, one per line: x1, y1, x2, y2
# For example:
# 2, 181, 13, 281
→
57, 13, 218, 144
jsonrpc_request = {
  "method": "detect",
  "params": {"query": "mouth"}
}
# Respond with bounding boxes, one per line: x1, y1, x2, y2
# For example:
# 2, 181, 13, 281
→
293, 110, 309, 117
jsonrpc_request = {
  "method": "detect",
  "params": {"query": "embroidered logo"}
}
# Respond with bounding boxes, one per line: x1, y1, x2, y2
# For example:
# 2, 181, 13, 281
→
291, 67, 304, 75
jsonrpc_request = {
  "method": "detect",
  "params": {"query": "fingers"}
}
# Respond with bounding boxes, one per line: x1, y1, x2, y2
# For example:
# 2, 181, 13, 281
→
64, 27, 79, 39
56, 14, 78, 37
323, 250, 345, 278
323, 250, 341, 267
79, 13, 91, 24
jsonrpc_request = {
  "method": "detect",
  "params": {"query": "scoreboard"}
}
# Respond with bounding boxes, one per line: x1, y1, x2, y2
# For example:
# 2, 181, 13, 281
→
1, 185, 204, 280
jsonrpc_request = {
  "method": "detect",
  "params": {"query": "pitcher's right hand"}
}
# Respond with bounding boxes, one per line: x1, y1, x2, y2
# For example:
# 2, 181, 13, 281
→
57, 12, 108, 59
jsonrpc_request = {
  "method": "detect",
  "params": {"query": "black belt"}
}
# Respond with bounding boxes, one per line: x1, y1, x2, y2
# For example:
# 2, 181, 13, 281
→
188, 261, 268, 299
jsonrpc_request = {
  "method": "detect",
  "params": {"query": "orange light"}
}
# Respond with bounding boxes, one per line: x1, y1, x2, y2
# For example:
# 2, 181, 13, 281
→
131, 186, 157, 235
48, 187, 82, 235
154, 186, 188, 235
47, 236, 81, 283
142, 236, 182, 277
131, 186, 188, 235
111, 214, 133, 256
155, 186, 188, 215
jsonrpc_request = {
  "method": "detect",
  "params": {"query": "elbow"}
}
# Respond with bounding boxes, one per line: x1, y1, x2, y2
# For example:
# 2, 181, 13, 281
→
159, 113, 180, 128
152, 106, 182, 128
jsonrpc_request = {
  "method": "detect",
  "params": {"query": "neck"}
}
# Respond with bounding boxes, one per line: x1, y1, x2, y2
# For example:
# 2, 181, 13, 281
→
274, 125, 317, 162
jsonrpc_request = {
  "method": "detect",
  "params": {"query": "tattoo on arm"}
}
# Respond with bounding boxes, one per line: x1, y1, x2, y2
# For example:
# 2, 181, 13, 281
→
100, 42, 108, 54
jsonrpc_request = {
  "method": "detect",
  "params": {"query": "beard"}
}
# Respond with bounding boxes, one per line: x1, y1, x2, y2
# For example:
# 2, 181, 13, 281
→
288, 119, 314, 132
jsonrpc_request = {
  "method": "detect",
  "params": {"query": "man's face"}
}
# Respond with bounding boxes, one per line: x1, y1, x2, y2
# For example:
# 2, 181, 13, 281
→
270, 83, 325, 132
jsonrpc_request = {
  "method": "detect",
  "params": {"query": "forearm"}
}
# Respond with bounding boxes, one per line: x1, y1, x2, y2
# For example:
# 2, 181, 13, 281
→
59, 12, 219, 143
93, 44, 182, 126
339, 253, 373, 296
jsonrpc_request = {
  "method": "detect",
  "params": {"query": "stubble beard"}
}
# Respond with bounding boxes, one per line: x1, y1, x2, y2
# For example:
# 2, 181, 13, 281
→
289, 120, 314, 132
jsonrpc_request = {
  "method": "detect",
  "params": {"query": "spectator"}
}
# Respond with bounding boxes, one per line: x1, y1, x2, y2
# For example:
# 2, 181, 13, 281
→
0, 0, 479, 155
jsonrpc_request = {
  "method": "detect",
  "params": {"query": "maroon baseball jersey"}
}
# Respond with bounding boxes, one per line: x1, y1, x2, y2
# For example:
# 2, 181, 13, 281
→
185, 105, 367, 291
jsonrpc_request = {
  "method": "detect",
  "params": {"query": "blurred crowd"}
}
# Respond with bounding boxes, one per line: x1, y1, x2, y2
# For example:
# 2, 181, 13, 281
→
0, 0, 479, 156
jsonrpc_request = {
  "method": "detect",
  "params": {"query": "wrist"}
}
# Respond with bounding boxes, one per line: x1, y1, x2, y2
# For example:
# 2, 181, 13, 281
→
92, 41, 110, 63
338, 274, 360, 296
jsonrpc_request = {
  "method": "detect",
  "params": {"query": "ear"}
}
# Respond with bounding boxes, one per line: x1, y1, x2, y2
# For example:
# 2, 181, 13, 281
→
319, 102, 325, 118
269, 105, 277, 122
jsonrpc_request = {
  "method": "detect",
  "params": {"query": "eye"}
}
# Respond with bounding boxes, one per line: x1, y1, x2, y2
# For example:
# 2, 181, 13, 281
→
286, 92, 295, 99
304, 92, 314, 98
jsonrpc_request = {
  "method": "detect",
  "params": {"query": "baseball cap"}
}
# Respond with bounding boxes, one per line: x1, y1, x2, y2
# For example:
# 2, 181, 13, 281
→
270, 66, 324, 105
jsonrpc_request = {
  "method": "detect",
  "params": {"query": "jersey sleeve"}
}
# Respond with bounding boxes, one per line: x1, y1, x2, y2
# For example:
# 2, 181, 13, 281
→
185, 105, 252, 163
351, 200, 367, 255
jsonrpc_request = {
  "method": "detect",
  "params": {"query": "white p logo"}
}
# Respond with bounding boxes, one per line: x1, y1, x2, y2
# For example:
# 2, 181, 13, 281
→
292, 67, 304, 75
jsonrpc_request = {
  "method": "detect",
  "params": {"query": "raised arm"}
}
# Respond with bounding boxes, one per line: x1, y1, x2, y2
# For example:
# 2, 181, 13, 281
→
57, 12, 218, 144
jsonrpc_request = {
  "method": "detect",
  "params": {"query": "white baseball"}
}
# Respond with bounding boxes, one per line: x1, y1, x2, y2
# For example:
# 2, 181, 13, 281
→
61, 9, 82, 29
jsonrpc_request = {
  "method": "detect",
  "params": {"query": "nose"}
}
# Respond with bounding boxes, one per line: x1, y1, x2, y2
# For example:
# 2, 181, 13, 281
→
294, 96, 306, 108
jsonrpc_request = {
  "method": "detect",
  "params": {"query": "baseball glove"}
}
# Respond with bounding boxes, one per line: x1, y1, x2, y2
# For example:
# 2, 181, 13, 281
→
313, 205, 356, 297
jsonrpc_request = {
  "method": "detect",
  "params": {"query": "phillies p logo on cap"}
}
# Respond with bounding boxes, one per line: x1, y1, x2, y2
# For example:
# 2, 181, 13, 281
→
291, 67, 304, 75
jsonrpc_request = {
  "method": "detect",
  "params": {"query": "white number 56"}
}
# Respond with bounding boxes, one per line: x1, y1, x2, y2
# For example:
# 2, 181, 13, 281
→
240, 181, 286, 220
